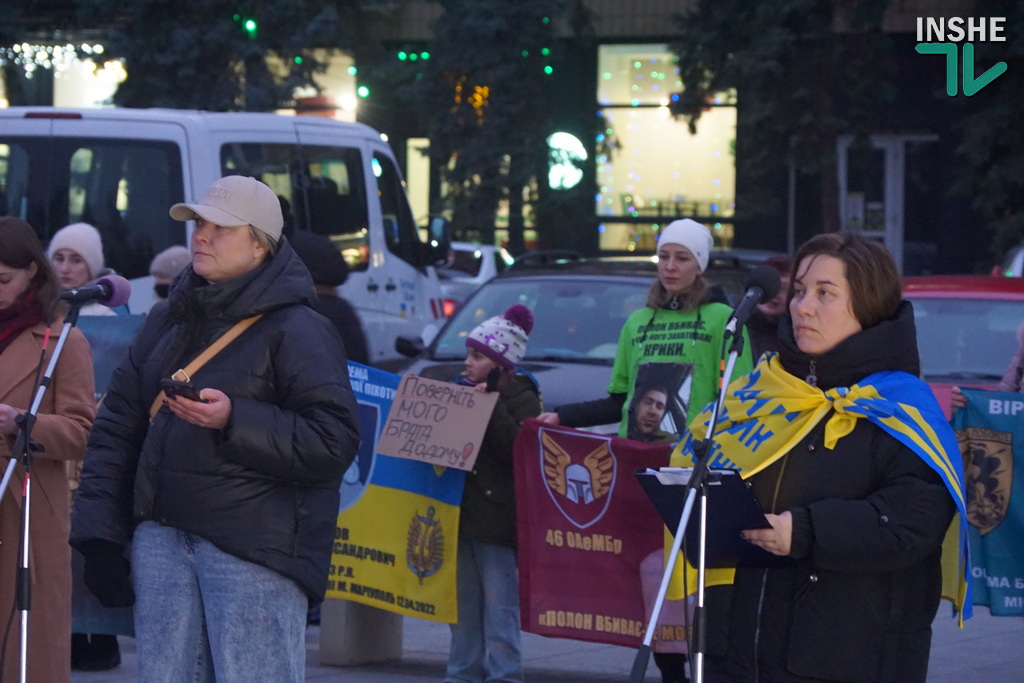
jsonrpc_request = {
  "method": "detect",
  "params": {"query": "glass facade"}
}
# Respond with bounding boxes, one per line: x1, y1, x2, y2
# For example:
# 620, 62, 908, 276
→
596, 44, 736, 251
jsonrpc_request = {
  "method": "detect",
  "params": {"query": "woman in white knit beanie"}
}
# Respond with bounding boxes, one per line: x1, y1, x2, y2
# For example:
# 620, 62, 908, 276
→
536, 218, 754, 683
47, 222, 117, 318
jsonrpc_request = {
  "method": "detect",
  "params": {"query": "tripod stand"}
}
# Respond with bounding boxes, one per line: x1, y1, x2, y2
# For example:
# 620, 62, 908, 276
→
630, 331, 748, 683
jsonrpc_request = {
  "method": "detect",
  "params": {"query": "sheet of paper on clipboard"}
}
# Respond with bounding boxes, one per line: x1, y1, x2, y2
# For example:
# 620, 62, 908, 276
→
635, 467, 785, 567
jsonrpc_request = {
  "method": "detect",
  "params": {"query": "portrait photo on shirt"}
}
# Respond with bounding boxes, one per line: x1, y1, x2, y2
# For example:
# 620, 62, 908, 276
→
626, 361, 693, 442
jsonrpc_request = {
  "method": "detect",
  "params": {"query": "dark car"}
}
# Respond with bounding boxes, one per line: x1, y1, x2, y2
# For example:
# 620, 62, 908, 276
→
394, 258, 748, 432
904, 276, 1024, 418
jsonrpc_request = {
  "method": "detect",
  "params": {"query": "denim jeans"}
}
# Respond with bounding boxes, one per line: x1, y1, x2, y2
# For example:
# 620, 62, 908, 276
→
131, 521, 307, 682
446, 538, 523, 682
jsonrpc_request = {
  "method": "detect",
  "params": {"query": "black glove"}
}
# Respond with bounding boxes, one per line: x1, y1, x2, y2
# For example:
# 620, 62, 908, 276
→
81, 540, 136, 608
485, 366, 503, 393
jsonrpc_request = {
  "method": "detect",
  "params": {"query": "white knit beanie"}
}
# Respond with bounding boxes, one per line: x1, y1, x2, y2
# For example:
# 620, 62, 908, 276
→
47, 222, 105, 280
658, 219, 713, 272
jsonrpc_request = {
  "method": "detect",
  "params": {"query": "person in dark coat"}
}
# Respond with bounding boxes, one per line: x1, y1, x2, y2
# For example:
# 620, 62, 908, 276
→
675, 232, 966, 682
446, 304, 542, 683
70, 176, 361, 683
746, 255, 791, 361
290, 230, 370, 366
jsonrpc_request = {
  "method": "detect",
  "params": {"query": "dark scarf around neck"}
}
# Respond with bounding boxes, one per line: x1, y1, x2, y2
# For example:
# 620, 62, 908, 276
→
0, 290, 42, 356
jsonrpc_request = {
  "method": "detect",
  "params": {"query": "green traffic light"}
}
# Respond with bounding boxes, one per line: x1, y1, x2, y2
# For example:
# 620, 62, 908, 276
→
243, 18, 257, 38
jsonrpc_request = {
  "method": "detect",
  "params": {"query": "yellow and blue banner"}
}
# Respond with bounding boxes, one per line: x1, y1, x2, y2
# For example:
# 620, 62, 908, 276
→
670, 354, 972, 623
954, 388, 1024, 616
326, 363, 465, 623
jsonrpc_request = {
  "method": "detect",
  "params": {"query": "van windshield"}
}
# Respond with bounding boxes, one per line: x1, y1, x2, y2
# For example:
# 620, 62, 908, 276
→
0, 137, 186, 279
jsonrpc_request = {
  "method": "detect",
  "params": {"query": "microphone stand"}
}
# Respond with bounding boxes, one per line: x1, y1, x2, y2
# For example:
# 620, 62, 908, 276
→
630, 330, 747, 683
0, 303, 82, 683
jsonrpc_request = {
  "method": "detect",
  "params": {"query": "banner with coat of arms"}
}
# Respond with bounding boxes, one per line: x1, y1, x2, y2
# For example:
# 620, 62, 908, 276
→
954, 388, 1024, 616
325, 363, 466, 623
515, 419, 693, 649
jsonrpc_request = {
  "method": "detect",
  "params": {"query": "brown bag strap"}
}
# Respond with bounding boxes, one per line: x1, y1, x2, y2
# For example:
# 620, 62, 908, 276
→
148, 315, 262, 421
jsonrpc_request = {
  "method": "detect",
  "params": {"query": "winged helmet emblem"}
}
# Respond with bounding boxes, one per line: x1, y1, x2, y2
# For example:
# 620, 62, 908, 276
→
542, 431, 613, 504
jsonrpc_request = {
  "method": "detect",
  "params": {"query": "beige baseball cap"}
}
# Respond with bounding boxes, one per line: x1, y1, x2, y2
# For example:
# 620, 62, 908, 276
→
170, 175, 283, 241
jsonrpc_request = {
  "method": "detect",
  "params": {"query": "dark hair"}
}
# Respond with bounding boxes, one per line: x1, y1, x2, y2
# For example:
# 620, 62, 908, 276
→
790, 232, 901, 329
645, 275, 708, 311
0, 216, 60, 313
290, 231, 349, 287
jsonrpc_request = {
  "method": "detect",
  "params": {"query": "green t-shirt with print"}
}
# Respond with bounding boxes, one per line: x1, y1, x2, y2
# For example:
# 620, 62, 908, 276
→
610, 303, 754, 439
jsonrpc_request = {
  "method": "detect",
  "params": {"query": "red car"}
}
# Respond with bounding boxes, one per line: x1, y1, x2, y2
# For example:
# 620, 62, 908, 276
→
903, 276, 1024, 419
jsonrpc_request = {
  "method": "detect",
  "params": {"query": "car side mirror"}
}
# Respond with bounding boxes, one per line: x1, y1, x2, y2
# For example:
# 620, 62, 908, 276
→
395, 335, 425, 358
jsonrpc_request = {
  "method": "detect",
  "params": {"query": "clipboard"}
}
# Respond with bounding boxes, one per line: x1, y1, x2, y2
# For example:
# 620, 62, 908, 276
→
635, 467, 784, 567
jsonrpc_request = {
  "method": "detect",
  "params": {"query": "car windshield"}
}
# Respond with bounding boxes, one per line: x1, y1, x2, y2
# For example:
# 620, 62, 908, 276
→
912, 297, 1024, 381
432, 278, 649, 362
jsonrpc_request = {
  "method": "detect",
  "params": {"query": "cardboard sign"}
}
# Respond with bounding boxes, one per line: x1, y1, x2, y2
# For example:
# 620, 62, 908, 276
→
376, 374, 498, 471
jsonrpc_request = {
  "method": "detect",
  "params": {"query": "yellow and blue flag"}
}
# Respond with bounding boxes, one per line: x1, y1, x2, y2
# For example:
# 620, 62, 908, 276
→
327, 363, 465, 623
669, 353, 972, 624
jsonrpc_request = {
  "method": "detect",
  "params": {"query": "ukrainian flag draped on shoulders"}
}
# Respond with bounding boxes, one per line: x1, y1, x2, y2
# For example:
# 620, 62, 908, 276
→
669, 352, 972, 625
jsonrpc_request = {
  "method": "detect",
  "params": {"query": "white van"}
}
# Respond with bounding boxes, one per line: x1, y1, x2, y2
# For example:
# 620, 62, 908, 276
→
0, 107, 450, 368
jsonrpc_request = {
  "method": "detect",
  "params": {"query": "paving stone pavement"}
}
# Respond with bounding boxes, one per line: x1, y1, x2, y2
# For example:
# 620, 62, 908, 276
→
69, 605, 1023, 682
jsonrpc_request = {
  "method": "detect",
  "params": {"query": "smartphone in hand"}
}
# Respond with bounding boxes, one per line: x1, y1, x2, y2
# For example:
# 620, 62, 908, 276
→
160, 378, 208, 402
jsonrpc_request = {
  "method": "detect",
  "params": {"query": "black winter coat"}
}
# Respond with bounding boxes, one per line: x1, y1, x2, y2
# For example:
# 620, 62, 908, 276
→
313, 292, 370, 366
704, 302, 956, 683
71, 239, 361, 602
458, 373, 541, 547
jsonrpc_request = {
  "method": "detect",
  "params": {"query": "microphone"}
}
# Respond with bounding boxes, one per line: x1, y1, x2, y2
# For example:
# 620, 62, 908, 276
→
723, 265, 783, 338
59, 274, 132, 308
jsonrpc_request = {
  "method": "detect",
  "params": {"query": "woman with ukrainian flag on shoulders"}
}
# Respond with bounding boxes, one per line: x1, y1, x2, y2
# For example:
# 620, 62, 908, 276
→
672, 231, 970, 682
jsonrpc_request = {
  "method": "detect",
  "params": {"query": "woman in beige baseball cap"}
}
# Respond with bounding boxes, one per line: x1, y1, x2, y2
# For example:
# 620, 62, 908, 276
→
71, 175, 360, 682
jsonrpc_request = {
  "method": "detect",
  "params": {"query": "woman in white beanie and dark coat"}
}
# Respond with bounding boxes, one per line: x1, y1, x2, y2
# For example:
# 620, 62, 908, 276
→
445, 304, 541, 683
537, 218, 754, 683
47, 222, 119, 317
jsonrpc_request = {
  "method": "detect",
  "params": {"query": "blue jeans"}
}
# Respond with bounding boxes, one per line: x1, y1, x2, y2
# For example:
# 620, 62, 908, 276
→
446, 538, 523, 682
131, 521, 307, 682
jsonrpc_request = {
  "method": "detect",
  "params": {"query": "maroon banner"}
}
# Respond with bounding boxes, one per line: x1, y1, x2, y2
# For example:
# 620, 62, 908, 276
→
515, 419, 689, 648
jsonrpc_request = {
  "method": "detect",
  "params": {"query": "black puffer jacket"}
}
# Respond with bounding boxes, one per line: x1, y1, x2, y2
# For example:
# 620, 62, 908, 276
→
704, 302, 956, 683
71, 239, 360, 602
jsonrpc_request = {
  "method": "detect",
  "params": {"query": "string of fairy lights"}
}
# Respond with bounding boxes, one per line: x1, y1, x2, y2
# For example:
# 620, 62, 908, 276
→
0, 42, 113, 79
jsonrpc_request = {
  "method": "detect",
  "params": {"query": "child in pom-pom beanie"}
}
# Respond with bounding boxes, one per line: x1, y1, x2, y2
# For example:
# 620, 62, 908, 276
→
446, 303, 541, 682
